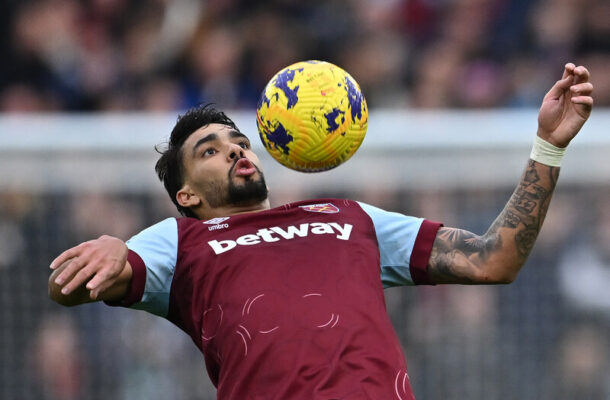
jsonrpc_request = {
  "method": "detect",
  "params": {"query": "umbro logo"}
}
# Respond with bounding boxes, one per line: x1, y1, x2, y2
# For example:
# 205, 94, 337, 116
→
204, 217, 230, 224
204, 217, 230, 231
299, 203, 340, 214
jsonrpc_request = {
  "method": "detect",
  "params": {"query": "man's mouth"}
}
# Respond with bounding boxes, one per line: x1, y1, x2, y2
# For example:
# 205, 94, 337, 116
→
233, 158, 257, 177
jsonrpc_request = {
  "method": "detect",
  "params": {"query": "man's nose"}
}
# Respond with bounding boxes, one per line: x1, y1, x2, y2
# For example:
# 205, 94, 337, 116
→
227, 143, 245, 160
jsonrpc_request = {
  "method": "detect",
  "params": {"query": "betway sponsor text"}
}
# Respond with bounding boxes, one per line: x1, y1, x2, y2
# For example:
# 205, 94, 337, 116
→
208, 222, 353, 255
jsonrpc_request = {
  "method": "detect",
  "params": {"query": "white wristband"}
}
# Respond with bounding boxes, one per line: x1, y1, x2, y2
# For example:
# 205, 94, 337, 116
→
530, 136, 566, 167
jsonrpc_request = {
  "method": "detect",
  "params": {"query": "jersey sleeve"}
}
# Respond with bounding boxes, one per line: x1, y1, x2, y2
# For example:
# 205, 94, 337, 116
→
105, 217, 178, 317
357, 202, 442, 287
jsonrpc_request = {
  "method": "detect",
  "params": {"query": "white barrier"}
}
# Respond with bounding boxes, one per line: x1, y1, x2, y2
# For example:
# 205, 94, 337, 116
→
1, 109, 608, 192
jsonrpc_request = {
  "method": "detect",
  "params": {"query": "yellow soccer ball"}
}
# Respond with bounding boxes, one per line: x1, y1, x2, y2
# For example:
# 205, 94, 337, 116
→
256, 60, 368, 172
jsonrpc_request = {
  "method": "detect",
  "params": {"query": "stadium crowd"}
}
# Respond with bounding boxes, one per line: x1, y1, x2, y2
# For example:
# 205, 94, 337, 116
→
1, 0, 609, 399
0, 0, 608, 112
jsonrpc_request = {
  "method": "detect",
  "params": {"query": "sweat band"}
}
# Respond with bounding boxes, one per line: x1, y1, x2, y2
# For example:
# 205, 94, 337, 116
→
530, 136, 566, 167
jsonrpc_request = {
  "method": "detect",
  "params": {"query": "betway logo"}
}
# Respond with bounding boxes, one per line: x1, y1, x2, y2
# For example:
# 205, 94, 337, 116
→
208, 222, 353, 255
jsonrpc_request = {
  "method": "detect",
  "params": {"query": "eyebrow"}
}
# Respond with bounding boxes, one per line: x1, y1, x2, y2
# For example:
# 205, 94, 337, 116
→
229, 130, 249, 142
191, 130, 249, 156
192, 133, 219, 156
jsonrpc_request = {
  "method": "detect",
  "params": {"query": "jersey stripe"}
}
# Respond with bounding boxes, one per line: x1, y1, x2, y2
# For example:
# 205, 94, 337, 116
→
409, 220, 443, 285
104, 250, 146, 308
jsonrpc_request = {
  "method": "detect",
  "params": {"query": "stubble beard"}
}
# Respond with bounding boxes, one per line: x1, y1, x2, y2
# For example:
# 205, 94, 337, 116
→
204, 164, 268, 208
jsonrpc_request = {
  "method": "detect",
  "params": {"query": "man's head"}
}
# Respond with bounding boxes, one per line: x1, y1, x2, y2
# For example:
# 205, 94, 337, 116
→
156, 105, 269, 219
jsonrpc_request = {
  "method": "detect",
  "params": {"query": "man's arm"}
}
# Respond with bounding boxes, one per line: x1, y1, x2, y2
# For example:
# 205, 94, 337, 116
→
426, 63, 594, 284
428, 160, 557, 284
48, 235, 131, 305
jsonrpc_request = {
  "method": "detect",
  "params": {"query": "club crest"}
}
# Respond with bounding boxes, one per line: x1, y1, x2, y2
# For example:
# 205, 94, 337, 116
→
299, 203, 340, 214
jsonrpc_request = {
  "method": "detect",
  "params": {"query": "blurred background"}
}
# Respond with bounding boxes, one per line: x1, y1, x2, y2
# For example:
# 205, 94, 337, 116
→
0, 0, 609, 399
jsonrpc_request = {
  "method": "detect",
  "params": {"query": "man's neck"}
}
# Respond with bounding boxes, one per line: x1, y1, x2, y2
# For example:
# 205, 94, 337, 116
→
197, 199, 271, 220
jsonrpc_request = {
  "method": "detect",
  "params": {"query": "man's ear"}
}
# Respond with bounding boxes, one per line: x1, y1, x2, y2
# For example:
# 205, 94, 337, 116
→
176, 184, 201, 208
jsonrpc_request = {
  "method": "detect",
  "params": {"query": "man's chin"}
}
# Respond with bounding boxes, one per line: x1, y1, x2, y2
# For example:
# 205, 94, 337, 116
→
227, 178, 269, 206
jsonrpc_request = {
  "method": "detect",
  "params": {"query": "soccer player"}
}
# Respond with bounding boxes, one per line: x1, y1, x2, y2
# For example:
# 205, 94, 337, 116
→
49, 63, 593, 399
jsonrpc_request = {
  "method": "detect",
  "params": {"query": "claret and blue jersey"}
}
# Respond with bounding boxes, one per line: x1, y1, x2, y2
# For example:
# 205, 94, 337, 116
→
109, 198, 441, 399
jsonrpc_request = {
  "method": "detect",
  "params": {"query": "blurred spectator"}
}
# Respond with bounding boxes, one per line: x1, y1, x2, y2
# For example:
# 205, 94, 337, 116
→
30, 314, 84, 400
557, 192, 610, 318
183, 24, 245, 108
551, 321, 610, 399
407, 285, 502, 400
0, 192, 30, 270
68, 192, 145, 240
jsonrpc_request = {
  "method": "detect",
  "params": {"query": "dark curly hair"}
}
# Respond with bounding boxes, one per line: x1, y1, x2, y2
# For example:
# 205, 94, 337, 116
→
155, 104, 238, 218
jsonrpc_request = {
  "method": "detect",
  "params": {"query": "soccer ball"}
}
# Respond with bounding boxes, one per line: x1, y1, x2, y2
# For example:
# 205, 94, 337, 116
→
256, 60, 368, 172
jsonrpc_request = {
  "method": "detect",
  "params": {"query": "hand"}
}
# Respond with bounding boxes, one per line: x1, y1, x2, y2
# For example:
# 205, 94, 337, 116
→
537, 63, 594, 148
50, 235, 128, 300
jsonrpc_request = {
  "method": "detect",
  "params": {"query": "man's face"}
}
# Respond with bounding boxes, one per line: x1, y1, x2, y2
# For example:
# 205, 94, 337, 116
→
179, 123, 268, 217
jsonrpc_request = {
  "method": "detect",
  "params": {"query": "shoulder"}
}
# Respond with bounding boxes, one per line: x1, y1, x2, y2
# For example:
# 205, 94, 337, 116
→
132, 217, 178, 237
355, 201, 425, 227
127, 218, 179, 256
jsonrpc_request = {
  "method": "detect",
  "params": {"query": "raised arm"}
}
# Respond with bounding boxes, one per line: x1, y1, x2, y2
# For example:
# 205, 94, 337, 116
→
49, 235, 131, 306
427, 63, 594, 284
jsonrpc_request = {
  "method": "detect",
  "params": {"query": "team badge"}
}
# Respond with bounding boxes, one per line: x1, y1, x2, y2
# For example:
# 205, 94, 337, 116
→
204, 217, 230, 224
299, 203, 340, 214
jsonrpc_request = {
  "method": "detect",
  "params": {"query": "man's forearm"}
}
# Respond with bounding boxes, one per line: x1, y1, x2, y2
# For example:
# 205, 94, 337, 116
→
428, 159, 559, 284
484, 159, 559, 278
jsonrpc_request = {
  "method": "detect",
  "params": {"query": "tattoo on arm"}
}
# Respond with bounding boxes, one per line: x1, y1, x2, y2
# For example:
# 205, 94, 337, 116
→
428, 160, 559, 284
429, 228, 503, 283
492, 160, 558, 259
